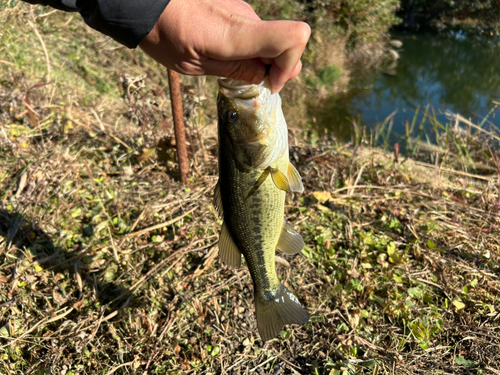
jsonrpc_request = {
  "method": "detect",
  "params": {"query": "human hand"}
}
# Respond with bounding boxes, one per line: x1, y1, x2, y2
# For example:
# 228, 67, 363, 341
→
139, 0, 311, 93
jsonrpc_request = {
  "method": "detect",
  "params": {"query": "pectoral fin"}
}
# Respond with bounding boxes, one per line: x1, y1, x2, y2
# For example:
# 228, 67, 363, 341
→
276, 221, 304, 255
270, 163, 304, 193
287, 162, 304, 193
213, 180, 223, 216
270, 167, 290, 192
218, 222, 241, 268
245, 167, 271, 200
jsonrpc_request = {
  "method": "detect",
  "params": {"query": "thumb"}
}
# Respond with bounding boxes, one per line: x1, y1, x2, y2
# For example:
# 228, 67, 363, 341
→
269, 59, 302, 93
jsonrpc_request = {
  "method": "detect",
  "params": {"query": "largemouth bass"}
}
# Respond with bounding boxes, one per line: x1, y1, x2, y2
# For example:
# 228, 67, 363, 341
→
215, 77, 309, 341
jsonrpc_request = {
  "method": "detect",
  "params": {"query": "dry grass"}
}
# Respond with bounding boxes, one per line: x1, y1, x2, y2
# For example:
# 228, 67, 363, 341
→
2, 106, 500, 374
1, 3, 500, 375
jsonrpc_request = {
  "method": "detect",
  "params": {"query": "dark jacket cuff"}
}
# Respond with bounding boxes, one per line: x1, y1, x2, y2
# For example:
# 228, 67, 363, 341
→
23, 0, 171, 48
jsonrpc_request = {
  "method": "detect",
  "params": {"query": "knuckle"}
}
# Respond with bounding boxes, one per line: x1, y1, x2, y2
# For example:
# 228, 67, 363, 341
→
242, 2, 255, 14
293, 22, 311, 46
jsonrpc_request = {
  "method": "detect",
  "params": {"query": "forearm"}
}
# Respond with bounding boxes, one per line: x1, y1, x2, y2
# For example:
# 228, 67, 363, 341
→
22, 0, 170, 48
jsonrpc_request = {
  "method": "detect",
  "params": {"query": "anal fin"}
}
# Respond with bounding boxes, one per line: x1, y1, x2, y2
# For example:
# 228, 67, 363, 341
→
218, 222, 241, 268
276, 221, 304, 255
255, 284, 309, 342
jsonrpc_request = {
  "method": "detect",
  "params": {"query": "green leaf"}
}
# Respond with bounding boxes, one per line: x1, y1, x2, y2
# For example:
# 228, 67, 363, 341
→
470, 279, 478, 288
104, 266, 116, 282
393, 274, 403, 283
313, 191, 332, 203
389, 251, 403, 264
454, 356, 477, 368
389, 217, 401, 230
364, 236, 376, 247
71, 207, 82, 218
419, 342, 429, 350
408, 287, 423, 299
349, 278, 363, 292
151, 235, 164, 243
137, 147, 156, 161
410, 322, 425, 340
452, 300, 465, 310
423, 293, 433, 303
386, 242, 396, 255
0, 325, 10, 338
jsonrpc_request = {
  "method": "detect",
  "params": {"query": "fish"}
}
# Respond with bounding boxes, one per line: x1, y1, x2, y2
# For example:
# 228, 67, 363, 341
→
214, 77, 309, 341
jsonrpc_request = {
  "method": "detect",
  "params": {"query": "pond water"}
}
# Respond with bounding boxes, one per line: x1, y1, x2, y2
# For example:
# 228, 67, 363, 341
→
315, 30, 500, 142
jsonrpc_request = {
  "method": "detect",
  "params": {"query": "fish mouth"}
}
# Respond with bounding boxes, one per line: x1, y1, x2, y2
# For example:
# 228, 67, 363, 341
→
218, 78, 271, 100
218, 77, 276, 116
218, 78, 253, 90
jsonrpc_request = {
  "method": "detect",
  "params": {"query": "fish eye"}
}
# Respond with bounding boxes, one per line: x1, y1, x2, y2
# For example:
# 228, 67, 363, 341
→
227, 110, 237, 123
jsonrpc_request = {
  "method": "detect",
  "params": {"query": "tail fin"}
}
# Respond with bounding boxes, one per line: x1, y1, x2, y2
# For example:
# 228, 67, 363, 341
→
255, 284, 309, 342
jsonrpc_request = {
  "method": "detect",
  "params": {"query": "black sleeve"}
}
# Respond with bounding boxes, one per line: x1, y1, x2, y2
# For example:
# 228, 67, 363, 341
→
23, 0, 171, 48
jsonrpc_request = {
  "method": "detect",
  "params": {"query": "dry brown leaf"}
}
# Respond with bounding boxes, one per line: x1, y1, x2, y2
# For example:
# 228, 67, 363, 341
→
52, 289, 67, 306
72, 300, 86, 310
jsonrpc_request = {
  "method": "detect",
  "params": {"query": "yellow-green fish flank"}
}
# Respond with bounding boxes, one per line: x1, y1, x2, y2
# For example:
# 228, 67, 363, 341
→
215, 78, 308, 341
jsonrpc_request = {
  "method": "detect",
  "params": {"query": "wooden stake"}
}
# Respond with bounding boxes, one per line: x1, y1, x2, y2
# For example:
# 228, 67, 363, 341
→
167, 69, 189, 184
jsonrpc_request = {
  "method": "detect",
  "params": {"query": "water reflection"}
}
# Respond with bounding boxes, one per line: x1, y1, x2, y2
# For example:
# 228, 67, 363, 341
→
314, 30, 500, 141
305, 88, 364, 140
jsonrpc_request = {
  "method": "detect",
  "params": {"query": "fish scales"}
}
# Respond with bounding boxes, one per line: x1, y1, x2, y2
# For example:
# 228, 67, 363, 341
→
216, 77, 309, 341
219, 142, 287, 295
